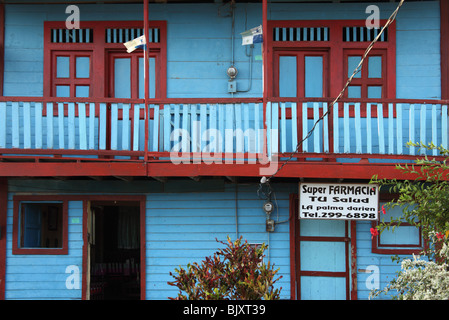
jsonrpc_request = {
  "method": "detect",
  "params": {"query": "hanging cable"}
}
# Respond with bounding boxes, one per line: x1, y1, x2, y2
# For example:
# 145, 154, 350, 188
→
260, 0, 405, 187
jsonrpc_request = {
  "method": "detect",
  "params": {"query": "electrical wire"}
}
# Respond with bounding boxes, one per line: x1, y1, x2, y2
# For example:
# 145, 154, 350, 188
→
261, 0, 405, 185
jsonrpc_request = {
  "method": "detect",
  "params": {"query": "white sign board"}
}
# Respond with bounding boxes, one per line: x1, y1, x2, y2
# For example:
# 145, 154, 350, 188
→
299, 183, 379, 220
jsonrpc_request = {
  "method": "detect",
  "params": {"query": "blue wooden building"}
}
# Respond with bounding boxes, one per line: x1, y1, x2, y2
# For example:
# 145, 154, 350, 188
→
0, 0, 446, 300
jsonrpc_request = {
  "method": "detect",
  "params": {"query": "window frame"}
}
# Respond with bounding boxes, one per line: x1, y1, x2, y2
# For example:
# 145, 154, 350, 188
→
273, 48, 330, 98
13, 196, 69, 255
51, 50, 93, 98
43, 20, 167, 99
343, 48, 388, 99
371, 193, 425, 255
107, 50, 159, 99
267, 19, 396, 100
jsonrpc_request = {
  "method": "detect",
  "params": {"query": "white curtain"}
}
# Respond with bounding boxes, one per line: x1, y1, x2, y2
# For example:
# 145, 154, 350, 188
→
117, 207, 140, 249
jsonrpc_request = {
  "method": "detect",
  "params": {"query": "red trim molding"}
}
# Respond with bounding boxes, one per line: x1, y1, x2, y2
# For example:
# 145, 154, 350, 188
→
371, 193, 424, 255
289, 193, 299, 300
267, 19, 396, 100
43, 20, 167, 99
289, 193, 357, 300
0, 178, 7, 300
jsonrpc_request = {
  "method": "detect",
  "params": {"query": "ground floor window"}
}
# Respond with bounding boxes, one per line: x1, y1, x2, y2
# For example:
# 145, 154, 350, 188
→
371, 199, 423, 254
13, 198, 68, 255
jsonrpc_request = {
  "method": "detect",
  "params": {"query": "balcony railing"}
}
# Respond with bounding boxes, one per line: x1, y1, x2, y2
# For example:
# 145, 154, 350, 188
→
0, 97, 448, 164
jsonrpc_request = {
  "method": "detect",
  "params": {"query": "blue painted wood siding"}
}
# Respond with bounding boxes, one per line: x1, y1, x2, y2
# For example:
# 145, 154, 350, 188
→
3, 2, 440, 99
0, 1, 444, 160
4, 179, 425, 300
145, 183, 293, 300
4, 181, 293, 300
5, 197, 83, 300
355, 220, 416, 300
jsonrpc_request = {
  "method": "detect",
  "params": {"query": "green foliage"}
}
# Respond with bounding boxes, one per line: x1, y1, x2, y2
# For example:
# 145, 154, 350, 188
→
369, 142, 449, 299
167, 236, 282, 300
371, 142, 449, 261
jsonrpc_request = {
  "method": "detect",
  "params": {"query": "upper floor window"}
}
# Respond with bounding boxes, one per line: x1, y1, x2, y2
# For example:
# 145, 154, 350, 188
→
344, 49, 387, 99
268, 20, 396, 100
44, 21, 167, 99
52, 51, 92, 98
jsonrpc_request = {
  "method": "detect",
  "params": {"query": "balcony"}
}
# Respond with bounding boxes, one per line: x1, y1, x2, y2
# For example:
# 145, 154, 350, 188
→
0, 97, 447, 179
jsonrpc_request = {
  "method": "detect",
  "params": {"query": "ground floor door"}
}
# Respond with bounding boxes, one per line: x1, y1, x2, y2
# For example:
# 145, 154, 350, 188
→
291, 194, 354, 300
298, 219, 351, 299
85, 199, 143, 300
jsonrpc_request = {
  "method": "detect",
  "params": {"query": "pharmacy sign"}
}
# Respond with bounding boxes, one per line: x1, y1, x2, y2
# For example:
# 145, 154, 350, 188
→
299, 183, 379, 220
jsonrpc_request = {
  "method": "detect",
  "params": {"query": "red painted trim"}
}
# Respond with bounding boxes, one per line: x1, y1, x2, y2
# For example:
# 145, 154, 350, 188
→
288, 193, 298, 300
0, 178, 7, 300
12, 196, 69, 255
4, 95, 449, 105
79, 195, 145, 300
139, 198, 146, 300
268, 20, 396, 100
145, 161, 443, 181
81, 201, 88, 300
44, 20, 167, 100
292, 188, 354, 300
441, 0, 449, 99
144, 0, 150, 162
350, 220, 357, 300
294, 210, 351, 299
50, 51, 93, 98
262, 0, 269, 161
299, 271, 347, 278
0, 162, 146, 177
262, 0, 269, 101
0, 158, 439, 181
0, 148, 144, 158
342, 48, 389, 99
371, 193, 424, 255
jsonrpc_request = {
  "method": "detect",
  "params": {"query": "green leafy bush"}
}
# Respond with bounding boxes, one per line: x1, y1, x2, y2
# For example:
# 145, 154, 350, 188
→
370, 142, 449, 299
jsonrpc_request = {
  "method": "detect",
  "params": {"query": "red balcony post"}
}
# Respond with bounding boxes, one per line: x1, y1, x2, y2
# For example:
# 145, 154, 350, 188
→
144, 0, 150, 162
262, 0, 268, 162
0, 3, 4, 97
441, 0, 449, 99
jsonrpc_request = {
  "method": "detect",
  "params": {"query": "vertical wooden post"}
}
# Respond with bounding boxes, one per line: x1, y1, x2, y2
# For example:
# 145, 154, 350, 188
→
441, 0, 449, 99
0, 178, 7, 300
262, 0, 268, 161
144, 0, 150, 162
350, 220, 358, 300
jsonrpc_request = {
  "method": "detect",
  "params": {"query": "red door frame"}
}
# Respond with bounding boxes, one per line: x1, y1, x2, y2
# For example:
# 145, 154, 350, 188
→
289, 193, 358, 300
81, 195, 146, 300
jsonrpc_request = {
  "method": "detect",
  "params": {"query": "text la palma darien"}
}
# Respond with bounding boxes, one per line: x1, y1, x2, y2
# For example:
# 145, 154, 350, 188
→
302, 184, 377, 205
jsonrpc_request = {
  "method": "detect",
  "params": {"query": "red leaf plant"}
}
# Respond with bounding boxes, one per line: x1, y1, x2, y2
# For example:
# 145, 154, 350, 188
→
167, 236, 282, 300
